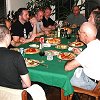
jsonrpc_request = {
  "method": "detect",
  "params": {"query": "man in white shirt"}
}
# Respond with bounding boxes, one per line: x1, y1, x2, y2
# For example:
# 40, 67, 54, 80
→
65, 22, 100, 90
30, 9, 51, 35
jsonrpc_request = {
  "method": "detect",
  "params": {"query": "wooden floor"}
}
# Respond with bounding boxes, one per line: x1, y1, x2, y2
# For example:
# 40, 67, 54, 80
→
46, 86, 61, 100
33, 82, 99, 100
46, 86, 98, 100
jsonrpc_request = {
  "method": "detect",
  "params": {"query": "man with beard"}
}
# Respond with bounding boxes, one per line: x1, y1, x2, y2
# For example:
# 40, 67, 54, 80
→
11, 8, 37, 46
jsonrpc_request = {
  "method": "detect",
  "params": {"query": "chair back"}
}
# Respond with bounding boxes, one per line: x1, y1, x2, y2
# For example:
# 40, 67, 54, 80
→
93, 80, 100, 95
71, 80, 100, 100
0, 86, 27, 100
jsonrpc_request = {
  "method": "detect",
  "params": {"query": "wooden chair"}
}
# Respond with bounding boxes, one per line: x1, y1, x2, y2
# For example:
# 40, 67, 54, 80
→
69, 80, 100, 100
0, 86, 27, 100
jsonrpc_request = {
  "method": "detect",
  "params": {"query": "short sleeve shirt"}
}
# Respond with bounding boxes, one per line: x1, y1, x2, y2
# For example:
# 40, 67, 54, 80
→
11, 20, 33, 38
75, 39, 100, 80
36, 21, 43, 33
42, 16, 55, 27
0, 47, 28, 89
67, 13, 87, 26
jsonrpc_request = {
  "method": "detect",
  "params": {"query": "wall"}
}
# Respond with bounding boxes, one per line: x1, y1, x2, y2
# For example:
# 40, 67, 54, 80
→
6, 0, 55, 20
6, 0, 29, 14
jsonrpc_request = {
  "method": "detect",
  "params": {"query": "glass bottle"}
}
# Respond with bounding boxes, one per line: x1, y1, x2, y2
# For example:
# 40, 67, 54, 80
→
57, 26, 60, 37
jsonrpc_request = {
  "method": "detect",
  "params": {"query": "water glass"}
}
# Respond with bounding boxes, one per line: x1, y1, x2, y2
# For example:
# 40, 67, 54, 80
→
47, 52, 53, 61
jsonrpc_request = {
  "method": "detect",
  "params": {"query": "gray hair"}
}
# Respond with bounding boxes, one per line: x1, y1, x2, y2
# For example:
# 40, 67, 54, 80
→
0, 25, 9, 42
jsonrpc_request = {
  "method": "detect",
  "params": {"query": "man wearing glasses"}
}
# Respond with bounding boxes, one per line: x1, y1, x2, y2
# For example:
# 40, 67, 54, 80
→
65, 22, 100, 90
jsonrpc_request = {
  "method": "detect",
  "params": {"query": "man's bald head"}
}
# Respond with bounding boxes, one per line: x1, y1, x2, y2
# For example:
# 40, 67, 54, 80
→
80, 22, 97, 38
78, 22, 97, 44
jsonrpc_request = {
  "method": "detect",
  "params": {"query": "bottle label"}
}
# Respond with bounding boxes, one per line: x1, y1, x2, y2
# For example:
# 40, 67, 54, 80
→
23, 28, 27, 38
58, 27, 60, 37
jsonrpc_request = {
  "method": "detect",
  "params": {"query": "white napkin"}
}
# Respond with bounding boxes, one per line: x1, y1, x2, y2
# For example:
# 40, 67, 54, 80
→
25, 84, 47, 100
42, 43, 51, 47
74, 68, 83, 78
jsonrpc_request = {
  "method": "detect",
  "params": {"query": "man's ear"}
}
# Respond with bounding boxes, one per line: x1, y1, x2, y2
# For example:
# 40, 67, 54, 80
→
19, 15, 21, 19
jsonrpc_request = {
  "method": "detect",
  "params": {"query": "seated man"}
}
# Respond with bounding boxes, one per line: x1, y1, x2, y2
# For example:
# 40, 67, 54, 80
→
0, 25, 46, 100
66, 5, 87, 26
65, 22, 100, 90
11, 8, 37, 47
30, 9, 51, 35
42, 7, 57, 30
0, 18, 11, 30
88, 11, 100, 40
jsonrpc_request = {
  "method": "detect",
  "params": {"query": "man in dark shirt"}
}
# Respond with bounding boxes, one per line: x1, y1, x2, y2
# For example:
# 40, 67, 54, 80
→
42, 7, 56, 30
67, 5, 87, 26
11, 8, 37, 47
0, 25, 46, 100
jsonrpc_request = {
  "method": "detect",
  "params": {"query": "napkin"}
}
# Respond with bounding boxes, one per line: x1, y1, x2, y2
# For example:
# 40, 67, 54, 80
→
74, 68, 83, 78
68, 47, 82, 51
25, 84, 47, 100
42, 43, 51, 47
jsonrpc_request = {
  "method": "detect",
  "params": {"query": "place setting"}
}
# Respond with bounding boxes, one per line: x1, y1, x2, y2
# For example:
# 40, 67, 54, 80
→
24, 48, 40, 54
24, 58, 48, 68
57, 52, 76, 61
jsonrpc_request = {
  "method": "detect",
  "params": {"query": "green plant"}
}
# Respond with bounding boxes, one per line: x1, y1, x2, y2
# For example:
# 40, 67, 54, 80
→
27, 0, 55, 15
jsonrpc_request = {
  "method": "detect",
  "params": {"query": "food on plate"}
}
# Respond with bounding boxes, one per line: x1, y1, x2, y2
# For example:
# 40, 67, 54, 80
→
25, 58, 39, 67
55, 44, 68, 49
24, 48, 40, 54
47, 38, 60, 45
69, 42, 84, 47
47, 33, 54, 37
71, 24, 78, 28
57, 52, 76, 60
61, 27, 72, 34
45, 50, 60, 56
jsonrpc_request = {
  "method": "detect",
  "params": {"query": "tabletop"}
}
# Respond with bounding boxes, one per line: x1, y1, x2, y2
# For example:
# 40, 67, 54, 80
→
18, 34, 84, 96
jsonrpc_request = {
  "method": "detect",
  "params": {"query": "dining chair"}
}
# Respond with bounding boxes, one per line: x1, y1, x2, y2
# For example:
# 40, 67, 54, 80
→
68, 80, 100, 100
0, 86, 27, 100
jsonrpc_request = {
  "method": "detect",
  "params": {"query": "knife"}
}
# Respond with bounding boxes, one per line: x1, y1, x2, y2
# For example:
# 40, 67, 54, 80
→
33, 60, 48, 68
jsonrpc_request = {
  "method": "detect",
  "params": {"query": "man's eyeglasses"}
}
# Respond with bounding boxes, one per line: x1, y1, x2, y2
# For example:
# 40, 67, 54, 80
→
78, 30, 85, 34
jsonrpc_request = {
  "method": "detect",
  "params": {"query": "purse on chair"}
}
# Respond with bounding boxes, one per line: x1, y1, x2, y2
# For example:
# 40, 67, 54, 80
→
0, 86, 27, 100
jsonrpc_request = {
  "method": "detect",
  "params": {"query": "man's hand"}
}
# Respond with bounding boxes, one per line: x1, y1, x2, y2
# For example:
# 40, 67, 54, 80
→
72, 48, 81, 55
20, 37, 26, 44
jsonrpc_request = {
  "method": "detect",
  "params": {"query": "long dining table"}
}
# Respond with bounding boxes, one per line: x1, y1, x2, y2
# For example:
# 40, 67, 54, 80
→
18, 34, 79, 100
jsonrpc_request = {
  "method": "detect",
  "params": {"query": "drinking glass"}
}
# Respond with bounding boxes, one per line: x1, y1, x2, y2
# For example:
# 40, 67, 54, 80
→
60, 29, 64, 38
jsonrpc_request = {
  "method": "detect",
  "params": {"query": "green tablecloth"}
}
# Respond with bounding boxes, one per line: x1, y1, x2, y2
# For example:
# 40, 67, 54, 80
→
19, 36, 77, 96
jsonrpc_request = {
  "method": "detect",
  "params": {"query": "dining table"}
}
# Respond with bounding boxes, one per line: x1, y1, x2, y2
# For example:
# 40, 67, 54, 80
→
18, 33, 85, 100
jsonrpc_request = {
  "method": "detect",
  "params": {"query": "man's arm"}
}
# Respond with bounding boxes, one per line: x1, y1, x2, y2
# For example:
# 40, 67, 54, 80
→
65, 59, 81, 71
11, 36, 22, 47
20, 74, 31, 88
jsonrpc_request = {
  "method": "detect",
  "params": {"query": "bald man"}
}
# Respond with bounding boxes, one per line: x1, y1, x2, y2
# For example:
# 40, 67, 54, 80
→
67, 6, 87, 26
65, 22, 100, 90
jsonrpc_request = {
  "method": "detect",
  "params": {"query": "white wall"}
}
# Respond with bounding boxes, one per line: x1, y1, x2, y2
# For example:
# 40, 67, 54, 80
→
6, 0, 29, 14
